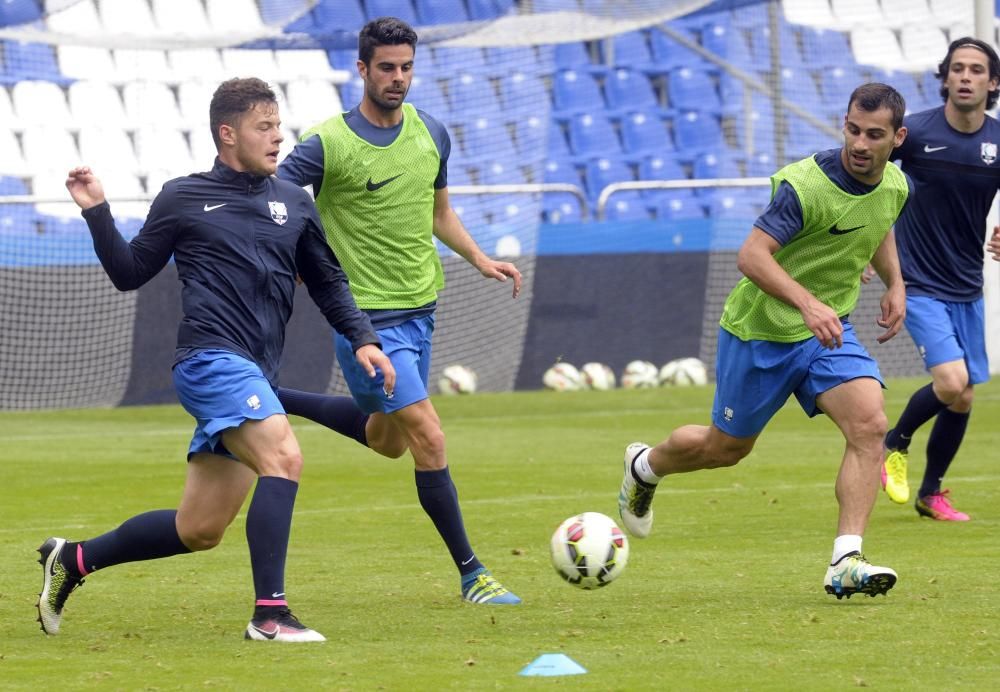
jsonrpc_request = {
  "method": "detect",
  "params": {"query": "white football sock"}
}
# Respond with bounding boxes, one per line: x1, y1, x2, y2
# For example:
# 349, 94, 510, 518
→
632, 448, 661, 485
831, 535, 862, 565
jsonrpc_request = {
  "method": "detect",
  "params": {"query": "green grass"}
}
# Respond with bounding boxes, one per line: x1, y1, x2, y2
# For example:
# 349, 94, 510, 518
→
1, 380, 998, 690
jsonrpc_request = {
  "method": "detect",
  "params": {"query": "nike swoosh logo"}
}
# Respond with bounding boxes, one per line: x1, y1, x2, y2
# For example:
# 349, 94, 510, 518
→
461, 555, 476, 566
249, 624, 279, 640
271, 592, 285, 599
923, 145, 948, 153
365, 174, 403, 191
829, 225, 866, 235
204, 203, 227, 211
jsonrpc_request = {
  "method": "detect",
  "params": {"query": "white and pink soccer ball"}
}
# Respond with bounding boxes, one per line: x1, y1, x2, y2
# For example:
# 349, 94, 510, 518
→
437, 364, 478, 395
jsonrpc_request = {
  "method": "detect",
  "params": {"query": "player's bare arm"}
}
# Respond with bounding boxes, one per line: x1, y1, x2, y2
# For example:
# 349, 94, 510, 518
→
65, 167, 107, 210
987, 225, 1000, 261
868, 230, 906, 343
737, 227, 843, 348
431, 187, 522, 298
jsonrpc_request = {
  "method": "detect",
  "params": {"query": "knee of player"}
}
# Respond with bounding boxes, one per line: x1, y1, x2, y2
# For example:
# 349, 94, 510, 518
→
708, 442, 752, 468
409, 425, 446, 458
272, 446, 304, 477
934, 375, 970, 404
849, 410, 888, 449
179, 526, 225, 552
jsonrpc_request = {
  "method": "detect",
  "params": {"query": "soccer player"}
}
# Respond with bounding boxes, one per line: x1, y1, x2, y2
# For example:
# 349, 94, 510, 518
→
38, 78, 395, 641
274, 17, 522, 605
879, 36, 1000, 521
618, 83, 912, 599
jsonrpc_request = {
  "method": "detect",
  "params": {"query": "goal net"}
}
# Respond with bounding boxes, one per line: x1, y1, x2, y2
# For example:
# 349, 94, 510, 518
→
0, 0, 982, 408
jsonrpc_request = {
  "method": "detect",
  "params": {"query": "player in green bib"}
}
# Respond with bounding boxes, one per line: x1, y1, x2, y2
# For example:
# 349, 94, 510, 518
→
276, 18, 522, 605
618, 83, 913, 600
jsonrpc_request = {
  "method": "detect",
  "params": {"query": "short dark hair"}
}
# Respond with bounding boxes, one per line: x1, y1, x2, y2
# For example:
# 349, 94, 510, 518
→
936, 36, 1000, 109
358, 16, 418, 65
208, 77, 277, 150
847, 82, 906, 131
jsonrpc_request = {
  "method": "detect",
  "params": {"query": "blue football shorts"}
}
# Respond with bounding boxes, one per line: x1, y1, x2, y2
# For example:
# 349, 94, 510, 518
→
904, 295, 989, 385
172, 350, 284, 459
711, 323, 884, 438
335, 314, 435, 415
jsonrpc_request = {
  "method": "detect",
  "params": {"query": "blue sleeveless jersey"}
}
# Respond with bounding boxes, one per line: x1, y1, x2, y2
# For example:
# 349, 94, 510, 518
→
893, 106, 1000, 301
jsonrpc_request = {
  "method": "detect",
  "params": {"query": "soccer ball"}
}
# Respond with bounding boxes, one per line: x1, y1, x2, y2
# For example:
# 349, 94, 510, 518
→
550, 512, 629, 589
580, 362, 616, 390
620, 360, 659, 389
437, 364, 477, 395
659, 357, 708, 387
543, 362, 583, 391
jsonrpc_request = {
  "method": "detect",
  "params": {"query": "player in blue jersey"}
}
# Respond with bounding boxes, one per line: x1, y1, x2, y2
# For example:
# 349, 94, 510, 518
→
38, 78, 395, 641
274, 18, 522, 605
618, 83, 913, 599
879, 37, 1000, 521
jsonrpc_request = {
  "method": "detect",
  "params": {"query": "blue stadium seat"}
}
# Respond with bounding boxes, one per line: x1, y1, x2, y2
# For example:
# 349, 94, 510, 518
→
673, 110, 723, 154
584, 156, 634, 201
649, 26, 709, 73
872, 69, 932, 112
432, 46, 487, 75
487, 47, 542, 77
786, 116, 839, 159
0, 0, 42, 27
605, 192, 650, 221
449, 72, 501, 119
728, 92, 778, 154
553, 41, 603, 74
2, 40, 69, 83
693, 151, 742, 180
284, 10, 317, 33
701, 16, 754, 66
467, 0, 508, 20
820, 66, 864, 117
800, 28, 854, 68
406, 75, 450, 117
415, 0, 469, 24
568, 112, 621, 159
638, 154, 688, 203
461, 116, 518, 164
603, 31, 657, 73
543, 195, 584, 224
500, 71, 549, 118
604, 68, 662, 115
479, 159, 528, 185
339, 77, 364, 109
312, 0, 366, 32
543, 156, 582, 186
547, 121, 572, 159
447, 163, 474, 187
778, 66, 823, 113
0, 175, 28, 195
620, 110, 673, 157
552, 69, 605, 117
920, 70, 942, 108
363, 0, 417, 25
667, 67, 720, 113
709, 191, 760, 220
730, 5, 767, 29
656, 194, 705, 220
749, 24, 805, 70
327, 48, 357, 71
745, 150, 777, 177
512, 115, 547, 159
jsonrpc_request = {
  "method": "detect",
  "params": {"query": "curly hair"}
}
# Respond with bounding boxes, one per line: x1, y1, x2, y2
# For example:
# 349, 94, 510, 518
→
359, 16, 418, 65
208, 77, 277, 150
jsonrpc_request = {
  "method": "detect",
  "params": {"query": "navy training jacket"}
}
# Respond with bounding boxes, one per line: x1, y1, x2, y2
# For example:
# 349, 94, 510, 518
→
81, 158, 379, 385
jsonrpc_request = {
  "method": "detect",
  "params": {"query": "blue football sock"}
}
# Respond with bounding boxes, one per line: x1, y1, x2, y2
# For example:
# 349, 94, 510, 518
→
919, 408, 970, 498
277, 387, 369, 446
63, 509, 190, 576
415, 468, 484, 577
887, 383, 947, 450
246, 476, 298, 605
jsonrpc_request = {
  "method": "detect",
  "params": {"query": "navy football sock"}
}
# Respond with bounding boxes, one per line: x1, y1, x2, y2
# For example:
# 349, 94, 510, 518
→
415, 468, 483, 577
63, 509, 190, 576
919, 408, 970, 498
246, 476, 298, 606
277, 387, 369, 446
886, 383, 947, 450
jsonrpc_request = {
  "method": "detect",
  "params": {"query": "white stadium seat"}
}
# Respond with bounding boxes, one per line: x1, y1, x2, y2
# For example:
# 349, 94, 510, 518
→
188, 127, 219, 165
122, 81, 182, 128
900, 25, 948, 69
68, 81, 129, 128
0, 87, 23, 132
0, 128, 30, 176
274, 49, 339, 80
205, 0, 265, 33
830, 0, 885, 29
221, 49, 281, 82
850, 27, 908, 70
32, 169, 84, 218
78, 126, 140, 174
45, 0, 101, 34
168, 49, 227, 83
99, 0, 157, 35
12, 81, 72, 127
284, 78, 342, 130
177, 80, 217, 128
880, 0, 932, 29
113, 49, 171, 83
134, 126, 196, 176
151, 0, 209, 33
929, 0, 972, 25
782, 0, 837, 28
57, 45, 117, 82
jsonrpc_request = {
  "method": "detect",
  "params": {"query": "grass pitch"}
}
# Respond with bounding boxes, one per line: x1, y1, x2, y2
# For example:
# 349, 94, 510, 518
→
1, 379, 998, 690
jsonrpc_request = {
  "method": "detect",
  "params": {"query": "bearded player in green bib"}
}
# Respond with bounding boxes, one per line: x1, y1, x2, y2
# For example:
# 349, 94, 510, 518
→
276, 17, 521, 605
619, 83, 913, 600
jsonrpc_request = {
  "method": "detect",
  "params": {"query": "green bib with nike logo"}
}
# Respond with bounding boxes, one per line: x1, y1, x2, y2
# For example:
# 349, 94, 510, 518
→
303, 103, 443, 309
720, 154, 909, 342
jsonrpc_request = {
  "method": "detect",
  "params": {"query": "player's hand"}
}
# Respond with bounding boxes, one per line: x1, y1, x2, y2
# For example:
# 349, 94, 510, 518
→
987, 225, 1000, 262
355, 344, 396, 397
860, 263, 877, 284
65, 166, 106, 210
800, 297, 843, 349
479, 259, 522, 298
875, 283, 906, 344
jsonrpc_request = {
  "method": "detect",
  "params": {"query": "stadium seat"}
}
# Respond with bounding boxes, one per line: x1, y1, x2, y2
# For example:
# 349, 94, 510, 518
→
339, 76, 365, 110
605, 192, 651, 221
929, 0, 972, 23
415, 0, 470, 24
604, 68, 662, 114
2, 40, 67, 83
693, 152, 742, 181
151, 0, 208, 33
188, 127, 218, 164
45, 0, 100, 34
830, 0, 885, 29
257, 0, 313, 25
0, 83, 22, 131
221, 49, 281, 82
512, 116, 547, 159
101, 0, 157, 34
205, 0, 265, 32
0, 0, 41, 27
450, 72, 502, 119
500, 72, 549, 119
649, 26, 708, 72
363, 0, 418, 26
30, 165, 84, 219
745, 150, 777, 177
654, 192, 704, 221
920, 70, 942, 107
620, 111, 673, 157
168, 49, 227, 83
122, 81, 182, 128
553, 41, 597, 72
819, 66, 864, 117
543, 156, 582, 186
849, 27, 906, 70
0, 174, 27, 195
461, 117, 518, 165
584, 156, 633, 201
900, 26, 948, 69
543, 195, 584, 224
603, 31, 657, 72
12, 81, 72, 127
673, 110, 723, 154
479, 160, 528, 185
786, 115, 839, 159
78, 126, 140, 175
638, 154, 690, 204
113, 49, 169, 83
781, 0, 837, 28
285, 78, 343, 129
546, 121, 572, 159
312, 0, 366, 31
568, 112, 621, 159
56, 45, 116, 83
327, 48, 357, 71
667, 67, 721, 113
275, 49, 341, 80
701, 16, 754, 66
432, 46, 488, 75
778, 66, 824, 114
485, 47, 541, 78
709, 191, 761, 220
551, 69, 605, 117
68, 81, 129, 128
405, 75, 450, 118
134, 127, 196, 176
0, 128, 30, 176
451, 200, 488, 230
176, 81, 217, 128
880, 0, 933, 29
799, 28, 854, 69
